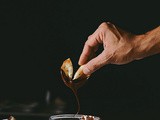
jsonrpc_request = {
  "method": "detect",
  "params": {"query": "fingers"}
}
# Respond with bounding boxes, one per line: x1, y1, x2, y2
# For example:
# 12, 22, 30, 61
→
82, 51, 110, 75
79, 22, 112, 72
78, 34, 100, 65
79, 22, 109, 65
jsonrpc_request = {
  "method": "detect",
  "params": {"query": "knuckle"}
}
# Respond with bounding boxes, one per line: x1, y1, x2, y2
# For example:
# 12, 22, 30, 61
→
87, 35, 92, 40
87, 62, 98, 72
100, 22, 114, 29
92, 64, 98, 71
99, 22, 112, 32
100, 22, 108, 27
100, 22, 111, 28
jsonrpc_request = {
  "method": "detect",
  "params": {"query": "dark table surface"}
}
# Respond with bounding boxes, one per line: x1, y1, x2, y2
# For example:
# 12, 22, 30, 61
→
1, 112, 160, 120
0, 97, 159, 120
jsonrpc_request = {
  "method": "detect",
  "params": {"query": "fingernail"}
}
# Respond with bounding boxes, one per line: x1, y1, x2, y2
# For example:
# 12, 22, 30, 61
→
83, 66, 91, 75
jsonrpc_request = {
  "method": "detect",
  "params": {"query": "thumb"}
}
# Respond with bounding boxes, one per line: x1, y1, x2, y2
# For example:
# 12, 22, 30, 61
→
83, 51, 110, 75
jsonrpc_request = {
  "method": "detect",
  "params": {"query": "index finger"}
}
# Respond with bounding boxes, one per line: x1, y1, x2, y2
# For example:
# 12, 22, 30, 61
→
78, 35, 101, 65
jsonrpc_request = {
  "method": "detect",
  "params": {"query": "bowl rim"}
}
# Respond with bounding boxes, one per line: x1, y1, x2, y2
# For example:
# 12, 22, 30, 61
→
49, 114, 100, 120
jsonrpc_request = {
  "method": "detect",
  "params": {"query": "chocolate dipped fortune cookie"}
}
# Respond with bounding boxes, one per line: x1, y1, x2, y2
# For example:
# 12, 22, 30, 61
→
60, 58, 90, 90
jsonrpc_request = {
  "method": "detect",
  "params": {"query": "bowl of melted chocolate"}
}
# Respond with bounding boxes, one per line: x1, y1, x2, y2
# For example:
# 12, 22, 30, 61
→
49, 114, 100, 120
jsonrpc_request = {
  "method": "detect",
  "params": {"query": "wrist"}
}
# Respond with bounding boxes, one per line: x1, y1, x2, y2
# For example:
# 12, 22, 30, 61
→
132, 26, 160, 60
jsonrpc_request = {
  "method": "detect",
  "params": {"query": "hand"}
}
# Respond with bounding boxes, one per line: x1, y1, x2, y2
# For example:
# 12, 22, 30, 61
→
79, 22, 160, 75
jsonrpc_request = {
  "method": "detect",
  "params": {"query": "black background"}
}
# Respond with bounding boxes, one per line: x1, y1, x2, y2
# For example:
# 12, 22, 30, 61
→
1, 0, 160, 119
